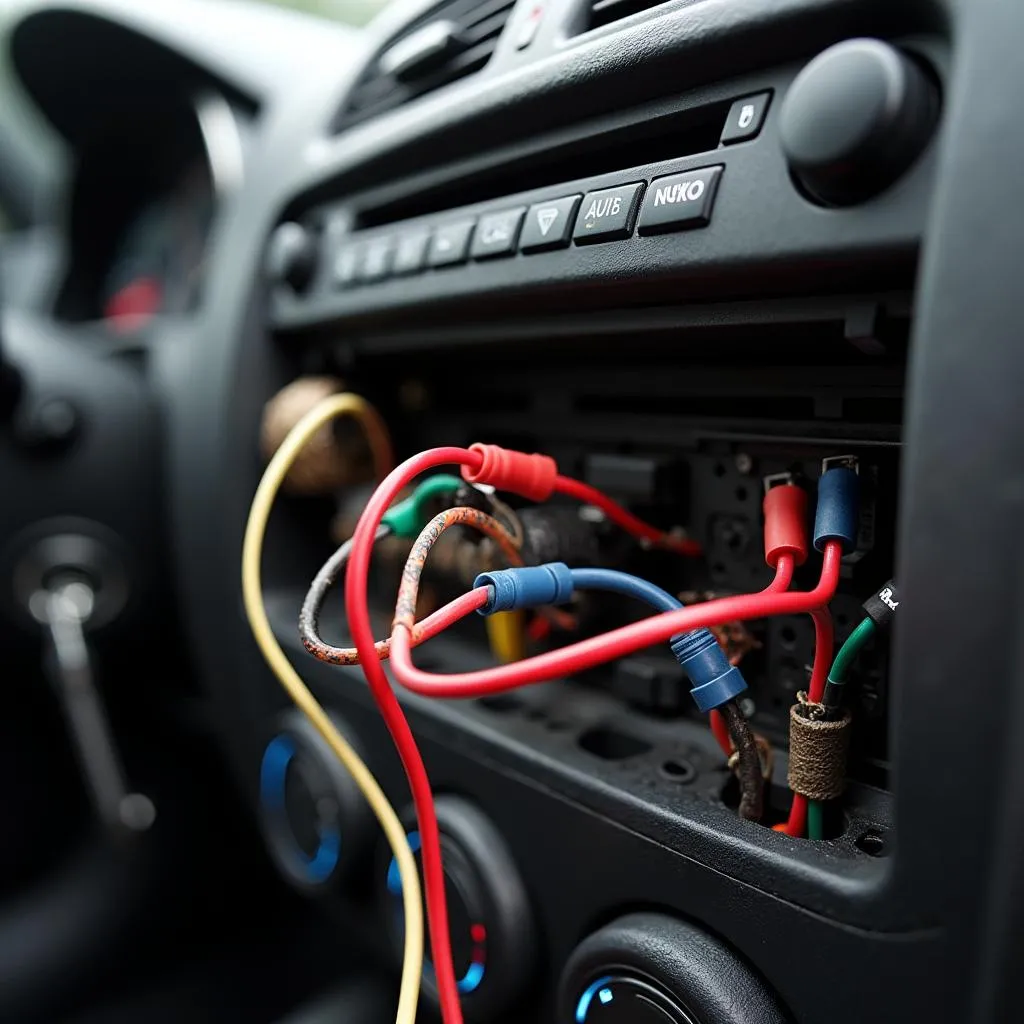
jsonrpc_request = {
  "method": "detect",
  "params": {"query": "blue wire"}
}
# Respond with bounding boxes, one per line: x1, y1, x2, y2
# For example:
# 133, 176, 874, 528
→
476, 563, 747, 710
567, 567, 683, 614
569, 567, 746, 710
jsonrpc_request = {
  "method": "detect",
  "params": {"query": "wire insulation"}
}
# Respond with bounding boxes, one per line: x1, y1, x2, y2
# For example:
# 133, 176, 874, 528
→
393, 506, 522, 629
807, 799, 825, 841
786, 794, 808, 839
807, 606, 835, 705
301, 532, 507, 666
719, 699, 764, 820
345, 447, 496, 1024
710, 711, 733, 756
565, 567, 682, 613
390, 545, 838, 699
242, 393, 422, 1024
828, 616, 876, 685
485, 612, 527, 663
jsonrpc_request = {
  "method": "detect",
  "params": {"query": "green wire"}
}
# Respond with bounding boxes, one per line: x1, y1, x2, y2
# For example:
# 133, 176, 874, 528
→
827, 616, 877, 685
807, 800, 825, 841
808, 616, 877, 841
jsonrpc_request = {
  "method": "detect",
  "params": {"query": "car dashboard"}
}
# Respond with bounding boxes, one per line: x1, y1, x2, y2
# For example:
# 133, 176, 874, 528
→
0, 0, 1022, 1021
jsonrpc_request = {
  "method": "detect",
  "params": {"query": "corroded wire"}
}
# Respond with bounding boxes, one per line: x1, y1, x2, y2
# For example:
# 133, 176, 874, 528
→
300, 525, 390, 665
719, 699, 765, 822
393, 507, 523, 631
301, 510, 521, 666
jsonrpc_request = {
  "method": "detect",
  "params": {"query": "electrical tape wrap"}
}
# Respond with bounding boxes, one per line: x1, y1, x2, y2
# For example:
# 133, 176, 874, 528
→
787, 694, 853, 800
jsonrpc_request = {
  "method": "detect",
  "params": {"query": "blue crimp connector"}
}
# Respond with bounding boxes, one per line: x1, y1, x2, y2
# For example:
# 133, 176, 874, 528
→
473, 562, 574, 615
813, 456, 861, 553
475, 562, 750, 713
670, 630, 748, 712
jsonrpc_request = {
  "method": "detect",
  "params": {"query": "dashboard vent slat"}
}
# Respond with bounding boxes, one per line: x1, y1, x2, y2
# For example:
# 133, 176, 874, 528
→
588, 0, 673, 31
462, 0, 517, 30
333, 0, 515, 133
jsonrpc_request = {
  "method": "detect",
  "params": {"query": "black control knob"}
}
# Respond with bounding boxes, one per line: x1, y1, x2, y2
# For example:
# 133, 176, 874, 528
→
383, 796, 534, 1021
266, 221, 318, 292
779, 39, 938, 206
560, 913, 786, 1024
258, 710, 372, 893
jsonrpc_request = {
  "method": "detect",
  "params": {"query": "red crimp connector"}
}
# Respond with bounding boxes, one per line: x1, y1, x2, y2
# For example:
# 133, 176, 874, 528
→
461, 443, 558, 501
763, 481, 809, 567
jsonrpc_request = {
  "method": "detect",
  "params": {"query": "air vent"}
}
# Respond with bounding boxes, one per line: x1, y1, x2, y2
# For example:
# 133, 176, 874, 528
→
588, 0, 672, 31
334, 0, 515, 132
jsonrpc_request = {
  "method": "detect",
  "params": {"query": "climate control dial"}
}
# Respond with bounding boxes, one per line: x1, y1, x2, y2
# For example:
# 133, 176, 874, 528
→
383, 796, 535, 1021
257, 710, 372, 893
560, 913, 785, 1024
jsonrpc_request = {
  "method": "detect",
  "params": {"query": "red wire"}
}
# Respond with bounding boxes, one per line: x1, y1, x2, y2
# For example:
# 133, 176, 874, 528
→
806, 606, 834, 705
346, 442, 836, 993
782, 794, 808, 838
345, 446, 479, 1024
688, 554, 824, 839
417, 557, 798, 761
781, 587, 835, 837
553, 475, 703, 556
416, 554, 818, 840
390, 544, 843, 698
527, 615, 550, 642
708, 554, 795, 757
710, 712, 733, 756
416, 588, 490, 640
344, 443, 711, 1024
411, 507, 826, 842
765, 554, 796, 595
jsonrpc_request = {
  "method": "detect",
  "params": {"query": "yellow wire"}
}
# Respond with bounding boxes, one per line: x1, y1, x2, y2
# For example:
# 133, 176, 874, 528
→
485, 611, 526, 663
241, 392, 422, 1024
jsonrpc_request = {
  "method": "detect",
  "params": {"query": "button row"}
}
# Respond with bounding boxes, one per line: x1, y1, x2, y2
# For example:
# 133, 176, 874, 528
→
333, 164, 724, 287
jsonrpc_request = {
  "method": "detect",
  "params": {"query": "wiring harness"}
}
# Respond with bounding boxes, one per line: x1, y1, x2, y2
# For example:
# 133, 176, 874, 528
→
251, 405, 887, 1024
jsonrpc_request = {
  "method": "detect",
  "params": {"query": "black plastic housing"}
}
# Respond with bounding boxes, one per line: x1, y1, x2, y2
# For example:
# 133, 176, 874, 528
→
83, 0, 1024, 1020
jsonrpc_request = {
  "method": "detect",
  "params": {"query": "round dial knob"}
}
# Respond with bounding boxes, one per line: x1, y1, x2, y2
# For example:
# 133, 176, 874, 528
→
258, 710, 371, 892
383, 796, 534, 1021
779, 38, 938, 206
560, 913, 786, 1024
265, 221, 318, 292
574, 975, 697, 1023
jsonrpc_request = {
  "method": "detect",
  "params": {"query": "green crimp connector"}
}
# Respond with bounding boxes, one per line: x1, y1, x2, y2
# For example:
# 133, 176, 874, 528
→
380, 474, 465, 538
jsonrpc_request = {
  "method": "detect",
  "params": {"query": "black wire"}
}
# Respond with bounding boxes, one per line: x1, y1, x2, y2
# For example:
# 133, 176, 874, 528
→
298, 525, 390, 665
719, 699, 764, 822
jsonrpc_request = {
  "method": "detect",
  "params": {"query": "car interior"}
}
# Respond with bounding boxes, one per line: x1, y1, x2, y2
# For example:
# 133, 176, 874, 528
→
0, 0, 1020, 1021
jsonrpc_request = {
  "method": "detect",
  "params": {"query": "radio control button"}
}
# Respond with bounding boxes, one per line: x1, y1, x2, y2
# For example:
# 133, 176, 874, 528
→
637, 166, 723, 235
471, 207, 526, 260
720, 93, 771, 144
520, 196, 581, 252
428, 220, 475, 267
573, 183, 644, 244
